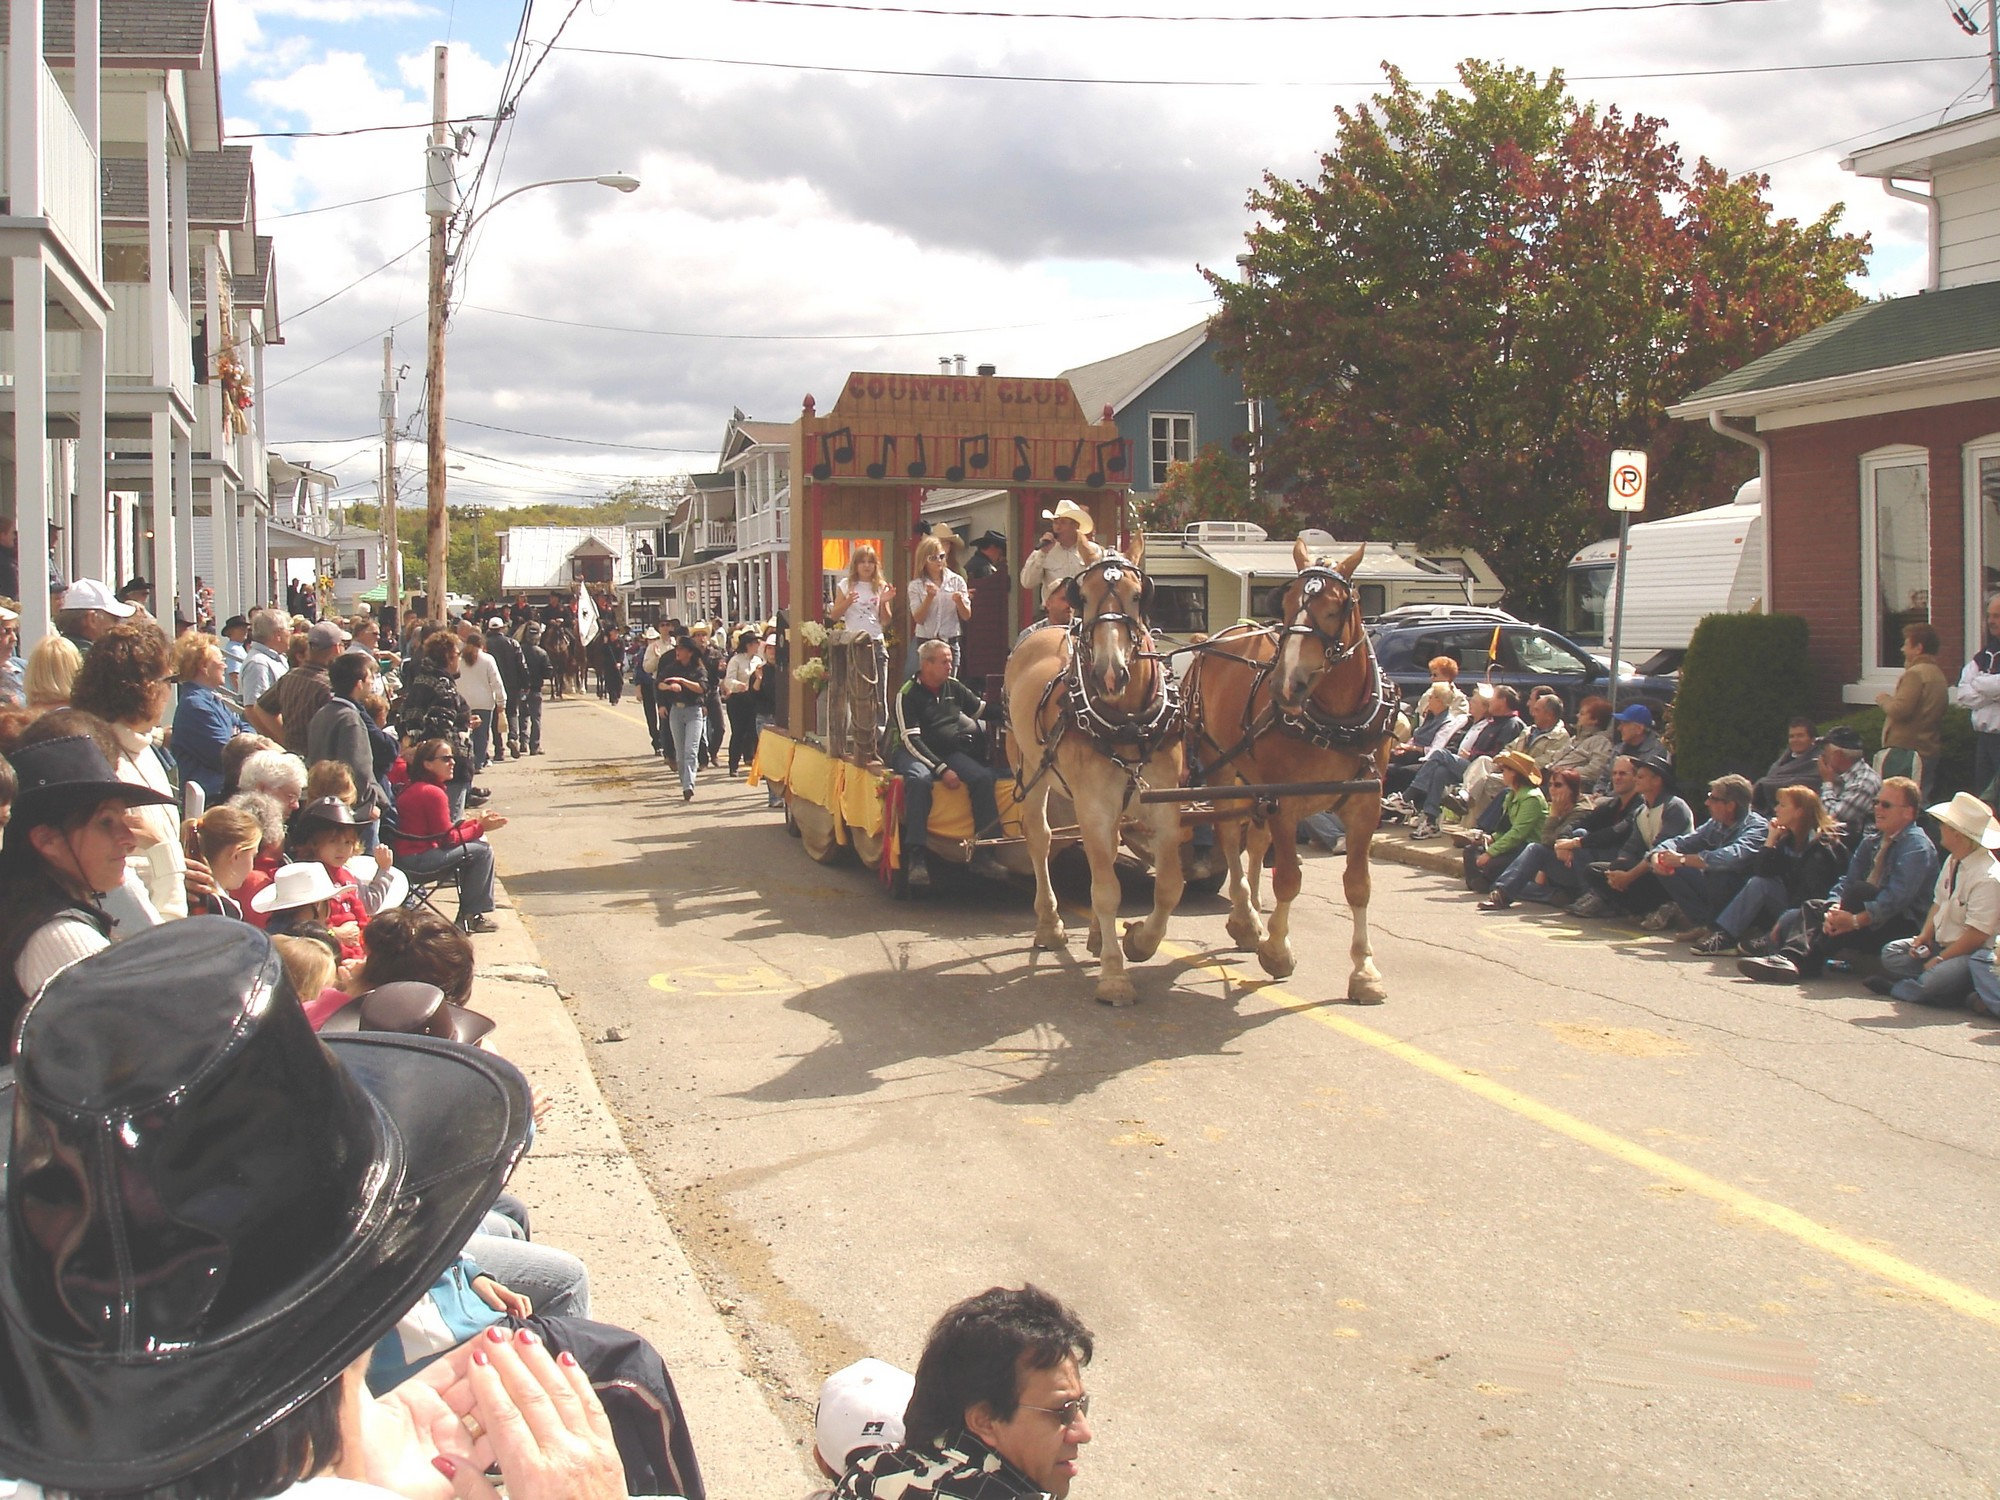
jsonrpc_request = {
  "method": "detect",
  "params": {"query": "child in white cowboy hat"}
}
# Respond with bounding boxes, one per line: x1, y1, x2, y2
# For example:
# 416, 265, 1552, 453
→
1872, 790, 2000, 1012
1019, 497, 1098, 598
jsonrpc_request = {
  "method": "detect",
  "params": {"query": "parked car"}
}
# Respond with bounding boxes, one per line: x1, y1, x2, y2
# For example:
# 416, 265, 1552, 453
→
1368, 616, 1677, 718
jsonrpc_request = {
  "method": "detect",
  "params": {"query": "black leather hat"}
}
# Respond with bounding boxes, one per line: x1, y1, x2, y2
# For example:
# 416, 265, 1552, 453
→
4, 734, 176, 844
292, 794, 360, 829
319, 979, 498, 1047
0, 917, 532, 1490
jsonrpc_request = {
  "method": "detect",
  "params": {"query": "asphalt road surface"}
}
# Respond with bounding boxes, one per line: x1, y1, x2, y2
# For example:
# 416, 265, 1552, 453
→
494, 694, 2000, 1499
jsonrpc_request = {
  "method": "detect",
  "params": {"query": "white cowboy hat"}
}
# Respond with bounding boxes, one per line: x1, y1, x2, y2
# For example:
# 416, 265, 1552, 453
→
1927, 791, 2000, 849
1039, 498, 1096, 535
250, 860, 341, 914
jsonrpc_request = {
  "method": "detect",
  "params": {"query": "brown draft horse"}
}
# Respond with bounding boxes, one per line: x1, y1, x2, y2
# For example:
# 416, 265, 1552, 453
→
1181, 539, 1395, 1001
1005, 536, 1186, 1006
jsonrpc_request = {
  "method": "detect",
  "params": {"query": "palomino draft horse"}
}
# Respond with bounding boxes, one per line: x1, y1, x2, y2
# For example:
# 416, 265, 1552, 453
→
1005, 540, 1185, 1006
1181, 540, 1398, 1001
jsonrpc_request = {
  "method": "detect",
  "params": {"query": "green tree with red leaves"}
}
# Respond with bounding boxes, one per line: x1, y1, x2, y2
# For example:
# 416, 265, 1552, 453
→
1133, 443, 1303, 536
1206, 61, 1869, 620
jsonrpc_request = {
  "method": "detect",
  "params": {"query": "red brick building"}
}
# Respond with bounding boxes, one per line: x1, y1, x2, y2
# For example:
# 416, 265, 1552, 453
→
1670, 112, 2000, 710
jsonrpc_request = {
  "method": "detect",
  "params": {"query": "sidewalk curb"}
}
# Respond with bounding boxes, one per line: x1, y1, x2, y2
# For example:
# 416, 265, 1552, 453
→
475, 876, 813, 1496
1371, 828, 1462, 878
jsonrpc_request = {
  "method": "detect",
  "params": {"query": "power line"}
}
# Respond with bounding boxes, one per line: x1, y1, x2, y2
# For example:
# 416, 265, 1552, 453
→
265, 186, 425, 222
266, 315, 421, 393
729, 0, 1774, 16
457, 297, 1214, 340
286, 236, 428, 324
450, 415, 713, 453
551, 42, 1982, 88
229, 114, 498, 141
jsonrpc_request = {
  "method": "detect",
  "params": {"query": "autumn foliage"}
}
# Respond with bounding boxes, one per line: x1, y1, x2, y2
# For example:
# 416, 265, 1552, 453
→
1206, 61, 1869, 619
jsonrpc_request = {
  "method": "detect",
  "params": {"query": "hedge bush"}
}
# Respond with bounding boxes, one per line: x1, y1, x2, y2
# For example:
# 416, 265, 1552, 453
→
1668, 613, 1813, 791
1825, 703, 1978, 800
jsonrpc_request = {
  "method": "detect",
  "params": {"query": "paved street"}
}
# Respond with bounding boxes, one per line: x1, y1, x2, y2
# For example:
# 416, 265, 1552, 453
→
495, 696, 2000, 1499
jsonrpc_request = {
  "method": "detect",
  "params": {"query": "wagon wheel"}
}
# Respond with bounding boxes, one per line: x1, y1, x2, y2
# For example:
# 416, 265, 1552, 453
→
783, 795, 803, 838
793, 799, 852, 866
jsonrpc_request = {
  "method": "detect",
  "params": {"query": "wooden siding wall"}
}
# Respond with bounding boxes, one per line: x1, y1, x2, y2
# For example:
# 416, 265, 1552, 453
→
1115, 343, 1250, 492
1938, 156, 2000, 290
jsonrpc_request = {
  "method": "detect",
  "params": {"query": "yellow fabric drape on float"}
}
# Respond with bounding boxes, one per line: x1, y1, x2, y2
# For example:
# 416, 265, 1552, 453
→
786, 743, 835, 808
922, 777, 1024, 841
837, 762, 887, 839
748, 728, 795, 789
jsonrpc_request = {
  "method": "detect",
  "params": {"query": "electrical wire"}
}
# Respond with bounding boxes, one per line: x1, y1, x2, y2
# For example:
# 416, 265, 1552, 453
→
550, 42, 1983, 88
286, 237, 429, 325
450, 415, 713, 453
728, 0, 1775, 16
266, 316, 421, 393
230, 114, 496, 140
456, 297, 1215, 340
265, 186, 425, 222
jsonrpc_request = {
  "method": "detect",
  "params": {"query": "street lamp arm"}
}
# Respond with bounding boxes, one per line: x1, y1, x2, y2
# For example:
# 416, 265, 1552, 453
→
455, 173, 640, 242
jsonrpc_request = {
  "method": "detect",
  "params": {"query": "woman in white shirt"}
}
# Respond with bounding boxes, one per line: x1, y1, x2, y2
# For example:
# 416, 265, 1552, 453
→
908, 534, 972, 677
828, 543, 895, 640
69, 620, 189, 918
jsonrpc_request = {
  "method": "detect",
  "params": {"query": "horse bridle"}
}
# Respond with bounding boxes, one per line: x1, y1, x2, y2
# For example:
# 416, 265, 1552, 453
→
1275, 565, 1364, 696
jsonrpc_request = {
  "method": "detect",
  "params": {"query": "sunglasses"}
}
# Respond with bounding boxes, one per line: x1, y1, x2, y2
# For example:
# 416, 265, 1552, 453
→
1019, 1395, 1091, 1428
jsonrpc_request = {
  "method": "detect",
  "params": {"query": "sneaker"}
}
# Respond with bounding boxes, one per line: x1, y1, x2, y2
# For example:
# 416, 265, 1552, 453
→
1408, 817, 1441, 840
466, 789, 492, 808
1568, 892, 1611, 919
905, 852, 933, 895
1738, 934, 1770, 958
1691, 931, 1738, 956
1441, 786, 1470, 815
682, 786, 695, 803
459, 914, 498, 934
1478, 891, 1513, 911
1640, 904, 1679, 933
1738, 954, 1801, 983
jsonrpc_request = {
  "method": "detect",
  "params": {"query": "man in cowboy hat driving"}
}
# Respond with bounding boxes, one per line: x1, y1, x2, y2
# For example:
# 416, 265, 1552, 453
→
1019, 499, 1096, 599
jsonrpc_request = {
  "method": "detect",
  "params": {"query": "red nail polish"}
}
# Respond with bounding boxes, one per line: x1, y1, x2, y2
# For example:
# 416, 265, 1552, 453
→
471, 1350, 490, 1367
486, 1325, 507, 1342
558, 1351, 578, 1367
516, 1327, 537, 1345
431, 1456, 457, 1479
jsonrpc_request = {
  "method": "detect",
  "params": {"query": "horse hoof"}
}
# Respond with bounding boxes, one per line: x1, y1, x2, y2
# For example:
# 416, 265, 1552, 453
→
1034, 924, 1068, 950
1255, 945, 1295, 980
1121, 921, 1160, 963
1095, 978, 1137, 1007
1224, 915, 1261, 951
1349, 970, 1388, 1004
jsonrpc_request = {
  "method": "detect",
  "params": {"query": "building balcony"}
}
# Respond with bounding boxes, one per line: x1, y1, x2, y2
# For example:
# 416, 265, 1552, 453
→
0, 51, 100, 271
19, 281, 194, 399
687, 519, 735, 556
737, 506, 790, 551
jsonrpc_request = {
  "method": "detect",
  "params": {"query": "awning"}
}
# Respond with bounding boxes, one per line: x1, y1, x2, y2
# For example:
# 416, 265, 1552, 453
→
264, 520, 337, 559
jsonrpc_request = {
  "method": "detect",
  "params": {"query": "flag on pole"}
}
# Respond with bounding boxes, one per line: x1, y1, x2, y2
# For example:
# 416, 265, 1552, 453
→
576, 582, 600, 646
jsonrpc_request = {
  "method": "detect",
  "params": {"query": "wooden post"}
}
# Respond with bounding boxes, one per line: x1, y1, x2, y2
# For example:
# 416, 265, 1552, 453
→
424, 43, 449, 621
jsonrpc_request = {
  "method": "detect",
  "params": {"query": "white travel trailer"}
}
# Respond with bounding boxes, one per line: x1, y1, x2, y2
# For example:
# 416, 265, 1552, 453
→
1563, 477, 1764, 672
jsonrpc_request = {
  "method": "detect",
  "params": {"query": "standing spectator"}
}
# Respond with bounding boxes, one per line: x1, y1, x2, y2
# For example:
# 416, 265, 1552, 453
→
1643, 773, 1769, 933
836, 1285, 1094, 1500
1569, 754, 1694, 919
1692, 785, 1848, 957
657, 634, 715, 802
1752, 716, 1824, 815
54, 577, 134, 658
1876, 621, 1949, 800
250, 619, 343, 757
690, 621, 725, 768
484, 615, 525, 756
217, 613, 250, 694
1957, 591, 2000, 799
397, 631, 480, 818
236, 607, 290, 709
909, 533, 972, 677
1462, 750, 1548, 893
1818, 725, 1882, 843
1869, 791, 2000, 1007
750, 633, 781, 807
1740, 775, 1938, 982
69, 621, 188, 919
0, 514, 15, 599
307, 652, 393, 854
723, 628, 763, 776
598, 621, 626, 705
637, 625, 667, 757
169, 632, 251, 802
457, 633, 506, 773
519, 621, 551, 754
393, 737, 506, 932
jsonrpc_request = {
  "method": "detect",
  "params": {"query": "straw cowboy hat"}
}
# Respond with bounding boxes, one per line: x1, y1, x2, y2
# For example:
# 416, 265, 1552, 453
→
1928, 791, 2000, 849
1040, 498, 1096, 534
1494, 748, 1542, 785
926, 520, 966, 559
0, 918, 531, 1489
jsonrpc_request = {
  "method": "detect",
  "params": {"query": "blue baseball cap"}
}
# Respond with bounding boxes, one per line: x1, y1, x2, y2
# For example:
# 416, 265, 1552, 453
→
1612, 703, 1653, 727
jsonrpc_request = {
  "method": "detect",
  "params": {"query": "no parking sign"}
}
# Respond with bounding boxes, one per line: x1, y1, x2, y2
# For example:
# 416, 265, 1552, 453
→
1608, 449, 1648, 513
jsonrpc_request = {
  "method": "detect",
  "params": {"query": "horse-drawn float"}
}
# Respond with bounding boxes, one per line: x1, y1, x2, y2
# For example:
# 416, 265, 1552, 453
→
751, 368, 1398, 1003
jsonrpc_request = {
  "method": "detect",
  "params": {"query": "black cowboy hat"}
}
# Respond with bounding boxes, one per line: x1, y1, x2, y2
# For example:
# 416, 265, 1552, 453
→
971, 530, 1007, 552
0, 919, 532, 1490
291, 794, 359, 829
319, 979, 497, 1047
4, 734, 175, 847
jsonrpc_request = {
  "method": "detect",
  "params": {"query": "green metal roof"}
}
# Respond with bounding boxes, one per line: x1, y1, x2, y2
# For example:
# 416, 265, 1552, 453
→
1681, 280, 2000, 406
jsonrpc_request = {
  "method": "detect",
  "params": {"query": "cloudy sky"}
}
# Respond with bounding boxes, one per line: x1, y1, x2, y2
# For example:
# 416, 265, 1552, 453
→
217, 0, 1990, 511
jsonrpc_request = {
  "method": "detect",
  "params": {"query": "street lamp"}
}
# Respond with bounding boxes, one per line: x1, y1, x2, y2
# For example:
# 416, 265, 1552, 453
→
423, 144, 641, 619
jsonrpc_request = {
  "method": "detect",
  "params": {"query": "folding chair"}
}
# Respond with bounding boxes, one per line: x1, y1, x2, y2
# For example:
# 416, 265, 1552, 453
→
379, 799, 456, 922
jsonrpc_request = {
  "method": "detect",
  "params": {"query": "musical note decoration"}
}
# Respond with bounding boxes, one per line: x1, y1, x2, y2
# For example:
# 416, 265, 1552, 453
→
906, 432, 929, 479
1053, 438, 1084, 483
865, 435, 898, 480
944, 433, 990, 483
1011, 435, 1033, 483
1085, 439, 1125, 488
810, 427, 856, 480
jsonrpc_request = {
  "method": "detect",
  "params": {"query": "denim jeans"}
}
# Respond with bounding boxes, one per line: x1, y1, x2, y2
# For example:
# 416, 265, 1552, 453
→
1969, 951, 2000, 1018
1410, 753, 1469, 817
1713, 872, 1787, 941
519, 691, 543, 752
669, 703, 704, 794
1496, 840, 1584, 903
448, 755, 473, 821
465, 1233, 591, 1320
755, 712, 779, 805
1658, 863, 1749, 927
1881, 939, 1989, 1009
893, 746, 999, 852
469, 717, 492, 772
397, 838, 495, 919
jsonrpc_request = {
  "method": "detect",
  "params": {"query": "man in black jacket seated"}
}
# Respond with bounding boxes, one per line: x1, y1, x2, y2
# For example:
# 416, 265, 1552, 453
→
892, 640, 1003, 894
1482, 754, 1641, 908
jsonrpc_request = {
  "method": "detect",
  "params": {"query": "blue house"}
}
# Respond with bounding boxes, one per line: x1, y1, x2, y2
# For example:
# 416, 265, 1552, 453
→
1059, 323, 1257, 493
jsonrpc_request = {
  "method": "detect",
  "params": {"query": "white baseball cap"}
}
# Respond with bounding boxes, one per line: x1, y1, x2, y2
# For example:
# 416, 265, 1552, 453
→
61, 578, 135, 617
815, 1358, 912, 1473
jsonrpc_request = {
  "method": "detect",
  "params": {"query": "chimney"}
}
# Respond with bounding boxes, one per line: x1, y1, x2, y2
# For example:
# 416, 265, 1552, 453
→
939, 356, 952, 374
976, 363, 997, 377
954, 355, 967, 376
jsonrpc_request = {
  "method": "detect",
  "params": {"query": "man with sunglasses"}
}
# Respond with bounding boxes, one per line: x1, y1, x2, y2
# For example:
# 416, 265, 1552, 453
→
836, 1284, 1095, 1498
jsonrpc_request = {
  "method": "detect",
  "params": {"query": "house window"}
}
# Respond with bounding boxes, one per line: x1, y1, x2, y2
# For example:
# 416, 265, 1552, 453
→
337, 548, 367, 581
1861, 448, 1930, 675
1148, 577, 1208, 635
1150, 413, 1193, 487
1964, 438, 2000, 652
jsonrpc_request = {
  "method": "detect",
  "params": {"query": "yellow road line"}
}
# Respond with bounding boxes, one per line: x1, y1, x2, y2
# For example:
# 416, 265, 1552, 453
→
1154, 935, 2000, 1330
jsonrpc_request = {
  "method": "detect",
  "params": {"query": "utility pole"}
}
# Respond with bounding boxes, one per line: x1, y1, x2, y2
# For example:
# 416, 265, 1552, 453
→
381, 334, 401, 614
1990, 0, 1998, 108
424, 42, 452, 622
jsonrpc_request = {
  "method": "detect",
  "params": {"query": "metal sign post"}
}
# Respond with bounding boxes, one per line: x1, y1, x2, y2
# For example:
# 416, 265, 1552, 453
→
1605, 450, 1649, 711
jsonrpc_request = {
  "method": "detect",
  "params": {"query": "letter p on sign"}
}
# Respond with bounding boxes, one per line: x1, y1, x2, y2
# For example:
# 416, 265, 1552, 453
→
1608, 449, 1648, 513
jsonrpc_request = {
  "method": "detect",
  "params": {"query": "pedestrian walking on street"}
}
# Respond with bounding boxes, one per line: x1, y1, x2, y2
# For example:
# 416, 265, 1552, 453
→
635, 625, 664, 754
457, 633, 506, 773
485, 614, 527, 758
599, 622, 626, 705
723, 628, 762, 775
518, 623, 551, 754
657, 635, 715, 801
